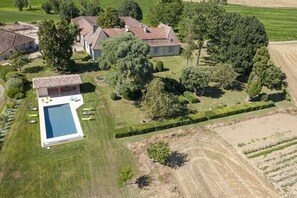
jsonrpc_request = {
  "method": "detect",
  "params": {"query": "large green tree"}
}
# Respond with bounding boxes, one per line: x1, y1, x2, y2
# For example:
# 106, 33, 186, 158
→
148, 0, 183, 28
208, 13, 268, 74
38, 20, 78, 72
79, 0, 102, 16
180, 66, 210, 95
14, 0, 28, 11
246, 72, 262, 100
211, 63, 238, 89
142, 78, 181, 119
97, 7, 124, 28
8, 50, 30, 71
59, 0, 79, 22
179, 1, 225, 66
98, 33, 153, 91
118, 0, 143, 21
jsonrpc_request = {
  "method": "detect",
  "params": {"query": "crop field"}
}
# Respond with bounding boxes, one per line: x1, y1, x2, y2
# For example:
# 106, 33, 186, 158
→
130, 128, 278, 197
214, 112, 297, 196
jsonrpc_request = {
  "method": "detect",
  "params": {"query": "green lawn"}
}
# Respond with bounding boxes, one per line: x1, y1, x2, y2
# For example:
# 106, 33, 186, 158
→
225, 5, 297, 41
0, 56, 139, 197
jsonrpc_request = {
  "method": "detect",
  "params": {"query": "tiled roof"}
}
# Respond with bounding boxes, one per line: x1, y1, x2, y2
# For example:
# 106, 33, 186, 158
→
72, 16, 97, 36
120, 16, 143, 28
33, 75, 82, 88
0, 29, 35, 55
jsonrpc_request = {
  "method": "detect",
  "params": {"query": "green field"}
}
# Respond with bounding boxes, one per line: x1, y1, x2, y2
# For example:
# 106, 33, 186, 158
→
225, 5, 297, 41
1, 0, 297, 41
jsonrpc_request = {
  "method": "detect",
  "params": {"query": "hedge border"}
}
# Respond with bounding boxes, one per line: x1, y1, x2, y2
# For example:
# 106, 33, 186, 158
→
114, 101, 275, 138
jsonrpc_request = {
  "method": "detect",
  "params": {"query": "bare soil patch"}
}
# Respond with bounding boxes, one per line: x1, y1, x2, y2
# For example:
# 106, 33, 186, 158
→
129, 128, 278, 197
184, 0, 297, 8
214, 112, 297, 196
268, 44, 297, 106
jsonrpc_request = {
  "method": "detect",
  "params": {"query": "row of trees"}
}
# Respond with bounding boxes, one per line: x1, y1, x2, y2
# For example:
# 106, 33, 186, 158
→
40, 0, 143, 24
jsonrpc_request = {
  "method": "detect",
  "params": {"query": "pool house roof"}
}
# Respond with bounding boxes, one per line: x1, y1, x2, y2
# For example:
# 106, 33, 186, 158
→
32, 74, 82, 89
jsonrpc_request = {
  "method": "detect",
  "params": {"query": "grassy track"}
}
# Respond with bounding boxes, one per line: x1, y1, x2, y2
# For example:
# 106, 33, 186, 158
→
225, 5, 297, 41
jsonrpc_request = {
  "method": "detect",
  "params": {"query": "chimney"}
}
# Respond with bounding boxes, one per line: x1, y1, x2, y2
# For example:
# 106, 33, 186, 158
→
93, 25, 98, 34
125, 25, 130, 32
143, 26, 148, 33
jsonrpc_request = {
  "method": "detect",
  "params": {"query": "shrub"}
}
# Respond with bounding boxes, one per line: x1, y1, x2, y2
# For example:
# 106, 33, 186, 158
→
122, 87, 141, 101
110, 92, 117, 100
41, 1, 52, 14
0, 66, 15, 80
155, 61, 164, 72
7, 88, 22, 99
260, 93, 269, 101
147, 141, 170, 164
5, 71, 20, 81
178, 95, 189, 105
114, 101, 274, 138
183, 91, 199, 103
119, 166, 133, 184
6, 78, 24, 91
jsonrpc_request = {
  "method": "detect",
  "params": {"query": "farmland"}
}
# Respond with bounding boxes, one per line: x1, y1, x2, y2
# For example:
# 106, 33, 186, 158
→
214, 112, 297, 195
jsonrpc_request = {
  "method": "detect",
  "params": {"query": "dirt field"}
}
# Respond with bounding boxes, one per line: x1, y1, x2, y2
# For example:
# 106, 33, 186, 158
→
214, 111, 297, 196
184, 0, 297, 8
130, 128, 279, 198
268, 44, 297, 105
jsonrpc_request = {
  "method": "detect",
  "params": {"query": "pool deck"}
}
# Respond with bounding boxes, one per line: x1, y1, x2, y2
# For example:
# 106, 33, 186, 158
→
38, 94, 84, 147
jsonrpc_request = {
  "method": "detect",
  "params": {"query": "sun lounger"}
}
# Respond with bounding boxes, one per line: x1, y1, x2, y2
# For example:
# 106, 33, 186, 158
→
81, 116, 94, 121
83, 107, 94, 111
26, 119, 37, 124
28, 107, 38, 111
28, 114, 38, 117
82, 111, 95, 115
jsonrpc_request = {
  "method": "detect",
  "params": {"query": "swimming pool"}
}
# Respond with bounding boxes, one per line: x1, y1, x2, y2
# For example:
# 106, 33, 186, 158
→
44, 104, 77, 138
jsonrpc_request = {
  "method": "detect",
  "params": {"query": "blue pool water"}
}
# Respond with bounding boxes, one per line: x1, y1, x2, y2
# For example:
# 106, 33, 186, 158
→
44, 104, 77, 139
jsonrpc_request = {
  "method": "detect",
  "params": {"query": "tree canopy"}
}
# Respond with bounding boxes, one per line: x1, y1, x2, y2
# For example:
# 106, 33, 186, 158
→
180, 66, 210, 95
8, 50, 30, 71
142, 78, 181, 119
98, 33, 153, 91
59, 0, 79, 22
148, 0, 183, 28
179, 1, 225, 66
211, 63, 238, 89
97, 7, 124, 28
38, 20, 78, 72
79, 0, 102, 16
14, 0, 28, 11
118, 0, 143, 21
207, 13, 268, 75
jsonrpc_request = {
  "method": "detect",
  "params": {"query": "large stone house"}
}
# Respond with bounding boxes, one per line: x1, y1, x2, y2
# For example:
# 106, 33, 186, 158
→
72, 16, 181, 60
0, 29, 36, 60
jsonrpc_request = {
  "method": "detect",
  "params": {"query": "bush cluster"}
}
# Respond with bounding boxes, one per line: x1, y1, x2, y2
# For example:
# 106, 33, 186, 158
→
4, 72, 26, 99
177, 95, 189, 105
183, 91, 199, 103
110, 92, 117, 101
0, 66, 15, 80
155, 61, 164, 72
114, 101, 274, 138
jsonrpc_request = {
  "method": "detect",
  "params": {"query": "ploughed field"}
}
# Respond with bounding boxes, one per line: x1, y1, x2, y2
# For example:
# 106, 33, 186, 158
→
214, 112, 297, 196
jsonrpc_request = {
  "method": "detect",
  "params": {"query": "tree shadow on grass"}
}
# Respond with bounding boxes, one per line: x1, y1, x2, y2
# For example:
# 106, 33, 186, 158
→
166, 151, 188, 169
23, 66, 44, 74
135, 174, 151, 189
268, 92, 286, 103
80, 82, 96, 94
70, 62, 99, 73
203, 86, 225, 98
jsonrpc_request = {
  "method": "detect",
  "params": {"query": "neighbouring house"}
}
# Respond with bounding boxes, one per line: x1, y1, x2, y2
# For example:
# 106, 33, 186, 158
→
72, 16, 181, 60
32, 74, 82, 97
0, 29, 36, 60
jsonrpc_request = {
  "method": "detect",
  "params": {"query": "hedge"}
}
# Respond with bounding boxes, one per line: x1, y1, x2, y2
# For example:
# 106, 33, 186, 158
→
114, 101, 275, 138
183, 91, 199, 103
178, 95, 189, 105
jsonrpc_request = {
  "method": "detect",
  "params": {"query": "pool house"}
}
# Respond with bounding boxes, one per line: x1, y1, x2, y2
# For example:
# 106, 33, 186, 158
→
32, 75, 84, 147
33, 74, 82, 97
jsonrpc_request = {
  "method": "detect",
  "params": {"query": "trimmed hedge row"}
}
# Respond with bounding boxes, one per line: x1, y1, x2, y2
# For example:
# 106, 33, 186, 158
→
183, 91, 199, 103
114, 101, 275, 138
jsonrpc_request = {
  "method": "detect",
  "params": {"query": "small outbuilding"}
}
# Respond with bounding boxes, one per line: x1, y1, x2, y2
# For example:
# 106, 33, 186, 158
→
32, 74, 82, 97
